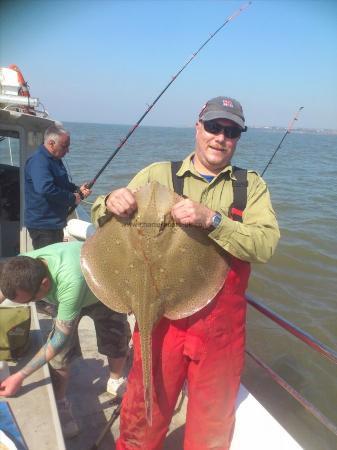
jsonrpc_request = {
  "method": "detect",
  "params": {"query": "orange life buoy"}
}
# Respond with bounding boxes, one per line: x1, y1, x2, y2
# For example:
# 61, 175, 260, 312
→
8, 64, 30, 97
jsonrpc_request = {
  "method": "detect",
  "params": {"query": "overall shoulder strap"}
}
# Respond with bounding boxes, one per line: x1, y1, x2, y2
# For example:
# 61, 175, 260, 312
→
230, 166, 248, 223
171, 160, 184, 196
171, 162, 248, 222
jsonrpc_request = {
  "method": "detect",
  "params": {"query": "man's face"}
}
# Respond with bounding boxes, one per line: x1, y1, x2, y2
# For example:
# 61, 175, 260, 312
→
194, 119, 241, 175
49, 133, 70, 159
12, 289, 37, 304
13, 280, 50, 304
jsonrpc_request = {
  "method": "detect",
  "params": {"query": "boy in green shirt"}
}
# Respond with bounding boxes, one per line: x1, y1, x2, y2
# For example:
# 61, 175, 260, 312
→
0, 241, 130, 439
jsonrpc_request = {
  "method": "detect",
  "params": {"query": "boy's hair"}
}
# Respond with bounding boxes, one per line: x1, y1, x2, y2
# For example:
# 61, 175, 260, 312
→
0, 256, 48, 300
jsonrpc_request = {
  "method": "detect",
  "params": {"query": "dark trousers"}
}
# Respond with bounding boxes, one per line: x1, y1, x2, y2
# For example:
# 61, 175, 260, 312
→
28, 228, 64, 250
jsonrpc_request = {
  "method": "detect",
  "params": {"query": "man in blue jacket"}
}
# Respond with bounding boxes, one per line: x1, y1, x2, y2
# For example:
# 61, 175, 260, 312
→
24, 125, 91, 249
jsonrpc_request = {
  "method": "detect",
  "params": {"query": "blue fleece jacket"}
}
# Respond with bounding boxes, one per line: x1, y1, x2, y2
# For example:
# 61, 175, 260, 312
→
24, 144, 77, 229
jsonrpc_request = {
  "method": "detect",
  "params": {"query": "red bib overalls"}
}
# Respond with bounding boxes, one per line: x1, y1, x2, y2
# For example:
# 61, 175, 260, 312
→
116, 256, 250, 450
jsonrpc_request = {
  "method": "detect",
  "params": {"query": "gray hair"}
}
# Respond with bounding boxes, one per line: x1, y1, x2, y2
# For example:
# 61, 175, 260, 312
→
44, 125, 69, 144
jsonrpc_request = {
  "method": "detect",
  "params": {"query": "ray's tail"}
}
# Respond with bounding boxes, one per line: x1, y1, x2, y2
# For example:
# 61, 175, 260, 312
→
138, 323, 153, 425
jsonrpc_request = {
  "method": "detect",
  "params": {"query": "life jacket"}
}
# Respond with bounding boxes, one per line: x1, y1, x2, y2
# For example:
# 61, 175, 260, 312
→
170, 161, 248, 222
1, 64, 35, 115
8, 64, 30, 98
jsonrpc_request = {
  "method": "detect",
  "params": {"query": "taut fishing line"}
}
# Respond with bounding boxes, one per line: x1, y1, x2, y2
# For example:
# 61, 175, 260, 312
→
67, 2, 252, 215
261, 107, 304, 176
87, 2, 252, 189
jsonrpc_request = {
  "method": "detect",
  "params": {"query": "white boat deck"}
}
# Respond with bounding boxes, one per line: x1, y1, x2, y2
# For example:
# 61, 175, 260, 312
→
232, 386, 302, 450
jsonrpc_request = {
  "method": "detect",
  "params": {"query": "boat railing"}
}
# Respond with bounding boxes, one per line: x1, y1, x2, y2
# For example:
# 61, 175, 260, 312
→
245, 294, 337, 436
0, 94, 49, 118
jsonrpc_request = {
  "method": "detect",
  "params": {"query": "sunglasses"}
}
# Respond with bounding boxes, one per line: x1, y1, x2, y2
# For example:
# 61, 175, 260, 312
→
202, 120, 247, 139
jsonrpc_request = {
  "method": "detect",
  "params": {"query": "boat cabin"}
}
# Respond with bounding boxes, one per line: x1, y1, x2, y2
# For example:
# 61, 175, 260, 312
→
0, 109, 57, 257
0, 65, 59, 258
0, 67, 67, 450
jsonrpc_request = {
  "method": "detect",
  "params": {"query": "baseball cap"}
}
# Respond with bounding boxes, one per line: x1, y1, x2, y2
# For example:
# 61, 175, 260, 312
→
199, 96, 246, 130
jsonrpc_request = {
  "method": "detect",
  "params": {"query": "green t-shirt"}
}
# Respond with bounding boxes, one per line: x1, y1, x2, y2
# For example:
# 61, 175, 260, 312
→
23, 241, 98, 321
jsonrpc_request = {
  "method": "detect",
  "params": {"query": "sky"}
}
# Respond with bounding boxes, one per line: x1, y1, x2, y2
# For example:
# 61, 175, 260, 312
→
0, 0, 336, 130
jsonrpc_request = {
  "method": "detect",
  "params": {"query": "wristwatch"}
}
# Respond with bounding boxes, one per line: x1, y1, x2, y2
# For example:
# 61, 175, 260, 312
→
211, 211, 222, 229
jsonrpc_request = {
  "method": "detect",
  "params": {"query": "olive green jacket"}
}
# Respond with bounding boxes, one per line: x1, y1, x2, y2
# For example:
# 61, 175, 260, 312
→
91, 154, 280, 264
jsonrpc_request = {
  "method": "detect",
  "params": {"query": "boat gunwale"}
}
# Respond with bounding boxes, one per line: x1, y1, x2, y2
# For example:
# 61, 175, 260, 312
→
246, 294, 337, 436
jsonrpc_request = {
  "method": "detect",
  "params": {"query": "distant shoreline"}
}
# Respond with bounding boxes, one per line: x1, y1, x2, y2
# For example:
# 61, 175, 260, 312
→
62, 120, 337, 136
249, 126, 337, 136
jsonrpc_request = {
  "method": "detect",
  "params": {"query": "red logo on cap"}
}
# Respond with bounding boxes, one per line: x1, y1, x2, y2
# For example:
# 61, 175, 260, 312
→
223, 99, 234, 108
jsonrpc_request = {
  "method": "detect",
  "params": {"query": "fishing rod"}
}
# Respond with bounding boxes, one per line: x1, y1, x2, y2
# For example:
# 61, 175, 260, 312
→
86, 2, 252, 190
261, 106, 304, 177
89, 401, 121, 450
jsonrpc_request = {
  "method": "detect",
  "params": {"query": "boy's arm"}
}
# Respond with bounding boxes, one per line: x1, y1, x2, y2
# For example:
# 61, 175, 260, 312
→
0, 318, 77, 397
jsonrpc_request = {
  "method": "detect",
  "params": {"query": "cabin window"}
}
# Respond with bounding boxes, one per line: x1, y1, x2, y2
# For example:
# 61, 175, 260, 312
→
0, 133, 20, 256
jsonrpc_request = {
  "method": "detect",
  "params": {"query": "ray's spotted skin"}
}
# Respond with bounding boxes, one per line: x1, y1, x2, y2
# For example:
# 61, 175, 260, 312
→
81, 182, 229, 422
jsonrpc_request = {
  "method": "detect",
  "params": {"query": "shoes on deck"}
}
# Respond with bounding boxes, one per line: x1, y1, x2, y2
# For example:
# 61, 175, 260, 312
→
106, 376, 127, 398
57, 398, 80, 439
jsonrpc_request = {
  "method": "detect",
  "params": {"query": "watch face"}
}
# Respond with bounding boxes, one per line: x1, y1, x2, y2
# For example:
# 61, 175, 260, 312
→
212, 213, 222, 228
